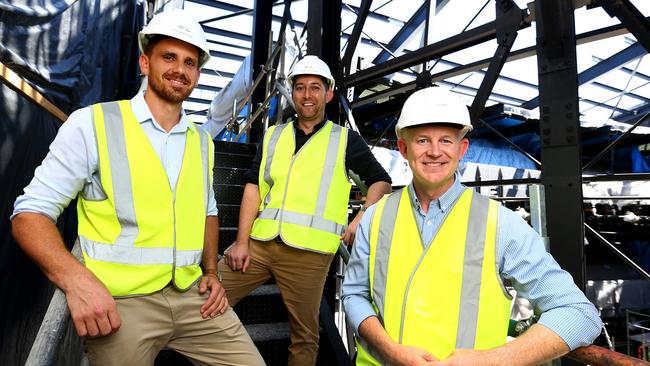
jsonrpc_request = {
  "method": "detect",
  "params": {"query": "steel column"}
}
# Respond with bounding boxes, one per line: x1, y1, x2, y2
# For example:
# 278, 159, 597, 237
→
323, 0, 342, 123
250, 0, 273, 142
535, 0, 585, 306
307, 0, 324, 56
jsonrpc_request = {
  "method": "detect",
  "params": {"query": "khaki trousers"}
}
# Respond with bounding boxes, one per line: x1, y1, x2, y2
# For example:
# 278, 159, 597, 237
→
84, 283, 264, 366
219, 238, 334, 366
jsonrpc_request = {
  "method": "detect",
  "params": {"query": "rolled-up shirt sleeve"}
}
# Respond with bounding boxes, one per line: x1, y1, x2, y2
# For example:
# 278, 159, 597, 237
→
498, 207, 603, 350
342, 205, 380, 334
12, 107, 95, 221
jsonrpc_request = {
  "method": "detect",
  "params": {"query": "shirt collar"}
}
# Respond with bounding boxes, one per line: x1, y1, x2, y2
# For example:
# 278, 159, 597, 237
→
407, 172, 465, 214
293, 118, 328, 136
130, 90, 194, 133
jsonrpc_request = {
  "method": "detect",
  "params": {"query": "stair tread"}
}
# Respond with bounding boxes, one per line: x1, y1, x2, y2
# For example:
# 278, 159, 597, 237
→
244, 322, 290, 341
248, 284, 280, 296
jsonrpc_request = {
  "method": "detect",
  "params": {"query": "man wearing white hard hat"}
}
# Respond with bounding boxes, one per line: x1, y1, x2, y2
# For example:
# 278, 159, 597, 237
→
342, 87, 602, 365
219, 55, 392, 365
12, 9, 263, 365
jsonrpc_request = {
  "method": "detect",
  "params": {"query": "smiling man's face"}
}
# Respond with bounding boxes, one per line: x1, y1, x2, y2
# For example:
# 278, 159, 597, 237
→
140, 37, 201, 105
291, 74, 333, 124
398, 124, 469, 199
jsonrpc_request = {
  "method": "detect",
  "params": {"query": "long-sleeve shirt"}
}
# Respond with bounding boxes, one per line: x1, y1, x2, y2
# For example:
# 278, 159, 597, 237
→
244, 119, 392, 187
342, 177, 603, 351
12, 91, 218, 221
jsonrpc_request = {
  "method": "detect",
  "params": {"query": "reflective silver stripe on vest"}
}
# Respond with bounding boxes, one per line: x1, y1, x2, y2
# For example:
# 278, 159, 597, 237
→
99, 102, 139, 245
258, 207, 346, 235
79, 236, 202, 266
199, 130, 210, 206
455, 191, 490, 349
314, 124, 343, 217
262, 123, 290, 206
372, 190, 402, 322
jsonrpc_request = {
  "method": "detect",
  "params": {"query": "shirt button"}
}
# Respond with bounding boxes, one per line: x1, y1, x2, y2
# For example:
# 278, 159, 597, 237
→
426, 220, 432, 226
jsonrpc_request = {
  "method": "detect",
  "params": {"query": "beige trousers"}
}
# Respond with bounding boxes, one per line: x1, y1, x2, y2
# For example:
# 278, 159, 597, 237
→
219, 238, 334, 366
84, 283, 265, 366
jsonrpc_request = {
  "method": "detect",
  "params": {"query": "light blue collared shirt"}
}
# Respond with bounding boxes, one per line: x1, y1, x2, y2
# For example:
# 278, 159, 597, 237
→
342, 176, 602, 351
12, 91, 218, 221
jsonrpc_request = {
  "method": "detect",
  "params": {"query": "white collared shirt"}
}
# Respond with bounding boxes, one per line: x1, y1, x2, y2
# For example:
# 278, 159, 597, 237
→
13, 91, 218, 221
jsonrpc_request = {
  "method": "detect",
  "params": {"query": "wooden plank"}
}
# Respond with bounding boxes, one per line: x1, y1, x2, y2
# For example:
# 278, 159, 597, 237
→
0, 62, 68, 123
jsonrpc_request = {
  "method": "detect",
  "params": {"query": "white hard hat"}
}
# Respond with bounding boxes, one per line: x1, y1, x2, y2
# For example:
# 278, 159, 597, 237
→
395, 87, 473, 138
288, 55, 335, 90
138, 9, 211, 69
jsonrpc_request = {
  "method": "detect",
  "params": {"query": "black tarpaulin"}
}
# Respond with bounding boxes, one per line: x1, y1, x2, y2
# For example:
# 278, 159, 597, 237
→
0, 1, 142, 364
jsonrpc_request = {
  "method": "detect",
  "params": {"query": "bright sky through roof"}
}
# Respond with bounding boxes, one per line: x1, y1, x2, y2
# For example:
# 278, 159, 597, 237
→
184, 0, 650, 133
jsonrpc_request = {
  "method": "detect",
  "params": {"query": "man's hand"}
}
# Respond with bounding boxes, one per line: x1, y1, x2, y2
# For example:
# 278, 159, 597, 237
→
223, 241, 250, 272
385, 344, 438, 366
199, 273, 228, 318
341, 211, 363, 245
65, 272, 121, 337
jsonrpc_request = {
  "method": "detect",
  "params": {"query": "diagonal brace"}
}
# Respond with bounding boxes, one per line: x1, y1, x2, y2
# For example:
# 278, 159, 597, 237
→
469, 0, 526, 125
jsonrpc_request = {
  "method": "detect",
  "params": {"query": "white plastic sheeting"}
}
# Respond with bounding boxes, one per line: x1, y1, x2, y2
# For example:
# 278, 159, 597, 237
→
201, 31, 303, 138
201, 55, 252, 138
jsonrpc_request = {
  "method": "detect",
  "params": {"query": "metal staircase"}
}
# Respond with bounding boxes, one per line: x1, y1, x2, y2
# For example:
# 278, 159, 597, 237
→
156, 139, 350, 365
215, 140, 294, 365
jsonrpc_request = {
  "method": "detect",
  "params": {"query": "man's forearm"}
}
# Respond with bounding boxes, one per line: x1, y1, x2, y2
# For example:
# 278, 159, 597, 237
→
12, 212, 88, 290
202, 215, 220, 274
363, 181, 391, 208
358, 316, 391, 347
236, 183, 261, 244
358, 316, 399, 363
482, 324, 570, 366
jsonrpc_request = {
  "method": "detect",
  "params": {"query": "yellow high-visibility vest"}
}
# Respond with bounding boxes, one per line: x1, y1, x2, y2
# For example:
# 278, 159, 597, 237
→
77, 100, 212, 296
356, 188, 512, 365
250, 121, 351, 254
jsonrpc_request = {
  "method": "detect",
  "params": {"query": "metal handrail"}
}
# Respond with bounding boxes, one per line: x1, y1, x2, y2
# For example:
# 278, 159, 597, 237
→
223, 42, 284, 135
25, 241, 83, 366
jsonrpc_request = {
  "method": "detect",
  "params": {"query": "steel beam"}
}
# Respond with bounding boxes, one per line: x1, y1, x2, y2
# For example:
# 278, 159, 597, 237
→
469, 0, 524, 125
348, 21, 499, 87
522, 42, 647, 109
372, 1, 429, 65
592, 80, 650, 104
617, 101, 650, 123
599, 0, 650, 53
350, 18, 641, 111
250, 0, 273, 143
342, 0, 373, 75
535, 0, 586, 310
583, 111, 650, 171
345, 10, 536, 88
